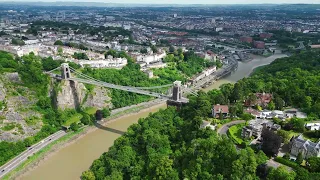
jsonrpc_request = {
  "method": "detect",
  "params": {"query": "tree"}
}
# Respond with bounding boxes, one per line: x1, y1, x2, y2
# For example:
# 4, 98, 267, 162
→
307, 157, 320, 172
70, 122, 80, 131
95, 110, 103, 120
169, 46, 175, 53
267, 166, 296, 180
229, 106, 237, 118
101, 108, 111, 118
11, 38, 25, 46
268, 101, 276, 110
296, 152, 303, 165
277, 130, 291, 144
140, 48, 148, 54
274, 96, 284, 110
261, 128, 282, 156
283, 153, 290, 160
81, 114, 91, 125
150, 45, 158, 53
247, 93, 257, 106
81, 170, 96, 180
57, 46, 63, 55
240, 113, 254, 121
54, 40, 64, 46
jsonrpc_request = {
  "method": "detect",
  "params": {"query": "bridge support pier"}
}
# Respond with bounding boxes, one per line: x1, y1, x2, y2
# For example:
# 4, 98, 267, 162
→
172, 81, 182, 101
61, 63, 71, 79
167, 81, 188, 110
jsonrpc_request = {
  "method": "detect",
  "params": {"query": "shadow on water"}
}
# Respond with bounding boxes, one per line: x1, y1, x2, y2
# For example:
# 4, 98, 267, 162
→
93, 122, 125, 135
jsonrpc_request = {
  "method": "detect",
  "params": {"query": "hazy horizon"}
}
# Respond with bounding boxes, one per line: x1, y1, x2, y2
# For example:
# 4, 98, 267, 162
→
0, 0, 319, 4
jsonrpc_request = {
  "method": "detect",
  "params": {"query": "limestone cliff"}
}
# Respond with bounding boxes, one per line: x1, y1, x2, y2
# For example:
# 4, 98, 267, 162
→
55, 80, 112, 110
56, 80, 87, 110
83, 86, 113, 109
0, 73, 42, 142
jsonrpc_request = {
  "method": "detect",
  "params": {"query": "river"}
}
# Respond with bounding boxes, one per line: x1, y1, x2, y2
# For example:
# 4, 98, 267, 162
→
19, 54, 287, 180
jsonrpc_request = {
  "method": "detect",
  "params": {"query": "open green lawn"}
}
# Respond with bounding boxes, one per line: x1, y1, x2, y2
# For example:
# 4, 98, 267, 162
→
228, 123, 245, 145
84, 107, 97, 115
63, 113, 83, 126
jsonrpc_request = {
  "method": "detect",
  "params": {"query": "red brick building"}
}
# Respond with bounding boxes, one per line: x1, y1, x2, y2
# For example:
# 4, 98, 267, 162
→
240, 36, 253, 43
245, 93, 272, 108
254, 41, 265, 49
260, 33, 273, 39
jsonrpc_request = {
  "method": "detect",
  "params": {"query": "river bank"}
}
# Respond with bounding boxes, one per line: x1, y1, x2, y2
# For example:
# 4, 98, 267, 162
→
5, 100, 166, 180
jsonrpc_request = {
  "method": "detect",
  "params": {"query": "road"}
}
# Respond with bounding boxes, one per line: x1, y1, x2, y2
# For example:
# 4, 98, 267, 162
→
217, 120, 245, 135
0, 130, 67, 178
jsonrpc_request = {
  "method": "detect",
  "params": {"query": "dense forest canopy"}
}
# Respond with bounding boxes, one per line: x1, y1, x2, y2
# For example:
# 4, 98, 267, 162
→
82, 107, 268, 180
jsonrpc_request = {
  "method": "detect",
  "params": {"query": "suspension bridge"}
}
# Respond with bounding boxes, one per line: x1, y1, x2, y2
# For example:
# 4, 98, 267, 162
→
46, 63, 196, 103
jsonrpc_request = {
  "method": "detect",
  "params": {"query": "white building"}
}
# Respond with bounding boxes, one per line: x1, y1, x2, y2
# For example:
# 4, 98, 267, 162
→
136, 51, 166, 64
200, 120, 216, 131
305, 123, 320, 131
78, 58, 127, 69
24, 39, 40, 45
215, 27, 223, 32
190, 66, 217, 84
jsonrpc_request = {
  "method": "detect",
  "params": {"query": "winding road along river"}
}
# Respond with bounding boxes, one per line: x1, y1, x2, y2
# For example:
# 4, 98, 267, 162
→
20, 54, 287, 180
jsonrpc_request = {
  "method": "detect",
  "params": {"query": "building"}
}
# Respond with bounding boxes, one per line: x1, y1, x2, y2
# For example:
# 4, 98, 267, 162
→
212, 104, 229, 118
305, 123, 320, 131
135, 51, 166, 64
284, 109, 307, 119
244, 108, 260, 118
189, 66, 217, 85
200, 120, 216, 131
254, 41, 265, 49
143, 70, 154, 78
242, 120, 281, 139
242, 125, 263, 138
259, 33, 273, 39
240, 36, 253, 43
77, 58, 127, 69
289, 135, 320, 159
245, 93, 272, 108
215, 27, 223, 32
205, 50, 218, 61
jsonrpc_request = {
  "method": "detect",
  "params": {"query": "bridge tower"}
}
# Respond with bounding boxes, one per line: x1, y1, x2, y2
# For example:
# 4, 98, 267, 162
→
167, 81, 186, 110
172, 81, 182, 101
61, 63, 71, 79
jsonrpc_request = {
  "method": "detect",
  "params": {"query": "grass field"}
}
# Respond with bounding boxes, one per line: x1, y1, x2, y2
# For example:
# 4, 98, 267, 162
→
63, 113, 83, 126
228, 123, 245, 145
84, 107, 97, 115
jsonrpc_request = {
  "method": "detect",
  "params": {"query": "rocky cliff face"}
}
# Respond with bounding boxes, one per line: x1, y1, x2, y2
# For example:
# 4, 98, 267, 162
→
56, 80, 112, 110
0, 73, 41, 142
83, 86, 113, 109
56, 80, 87, 110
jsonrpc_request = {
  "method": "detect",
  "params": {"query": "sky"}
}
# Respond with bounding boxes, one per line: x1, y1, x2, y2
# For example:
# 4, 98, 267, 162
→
0, 0, 320, 4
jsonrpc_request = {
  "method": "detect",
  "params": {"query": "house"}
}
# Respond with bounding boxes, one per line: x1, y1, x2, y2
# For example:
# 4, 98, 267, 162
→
289, 135, 320, 159
200, 120, 216, 131
245, 93, 272, 108
205, 50, 217, 61
242, 120, 281, 139
244, 108, 260, 118
271, 110, 284, 119
212, 104, 229, 118
305, 123, 320, 131
242, 125, 263, 138
285, 109, 307, 119
257, 110, 273, 119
